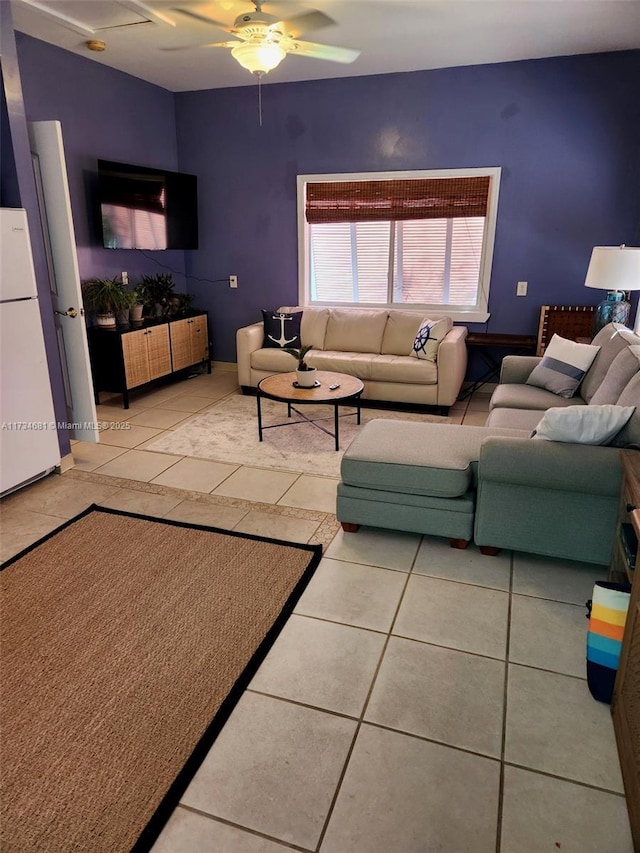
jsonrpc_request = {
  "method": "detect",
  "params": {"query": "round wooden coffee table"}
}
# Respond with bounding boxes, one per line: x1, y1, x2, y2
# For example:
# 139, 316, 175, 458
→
256, 371, 364, 451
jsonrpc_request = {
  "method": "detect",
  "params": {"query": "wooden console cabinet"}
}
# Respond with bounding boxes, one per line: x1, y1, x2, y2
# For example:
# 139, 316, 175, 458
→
610, 450, 640, 851
88, 312, 210, 408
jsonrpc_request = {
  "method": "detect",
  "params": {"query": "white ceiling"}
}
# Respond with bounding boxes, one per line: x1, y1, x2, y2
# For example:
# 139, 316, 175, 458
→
11, 0, 640, 92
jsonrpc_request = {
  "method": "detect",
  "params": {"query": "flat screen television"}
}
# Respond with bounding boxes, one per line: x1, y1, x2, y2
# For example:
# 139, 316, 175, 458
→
97, 159, 198, 250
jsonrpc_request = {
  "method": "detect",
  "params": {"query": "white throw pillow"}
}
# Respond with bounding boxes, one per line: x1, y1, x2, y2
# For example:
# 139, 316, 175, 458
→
526, 334, 600, 398
532, 404, 636, 445
410, 317, 451, 362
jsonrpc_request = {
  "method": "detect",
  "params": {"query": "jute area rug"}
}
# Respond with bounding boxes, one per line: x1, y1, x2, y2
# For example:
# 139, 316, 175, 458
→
0, 506, 322, 852
147, 393, 451, 477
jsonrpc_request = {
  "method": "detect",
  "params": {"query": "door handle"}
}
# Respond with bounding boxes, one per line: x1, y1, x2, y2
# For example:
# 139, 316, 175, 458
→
54, 307, 78, 318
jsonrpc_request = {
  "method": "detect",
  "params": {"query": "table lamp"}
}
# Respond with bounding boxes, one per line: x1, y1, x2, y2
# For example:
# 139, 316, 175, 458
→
584, 245, 640, 334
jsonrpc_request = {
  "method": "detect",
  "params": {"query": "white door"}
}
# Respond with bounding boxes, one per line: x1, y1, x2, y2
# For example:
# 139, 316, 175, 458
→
29, 120, 99, 443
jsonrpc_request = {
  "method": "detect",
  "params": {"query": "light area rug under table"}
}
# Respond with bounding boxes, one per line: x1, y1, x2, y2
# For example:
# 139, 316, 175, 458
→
146, 393, 451, 477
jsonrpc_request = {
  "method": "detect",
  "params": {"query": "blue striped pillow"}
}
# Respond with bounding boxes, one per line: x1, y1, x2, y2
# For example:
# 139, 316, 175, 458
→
527, 334, 600, 398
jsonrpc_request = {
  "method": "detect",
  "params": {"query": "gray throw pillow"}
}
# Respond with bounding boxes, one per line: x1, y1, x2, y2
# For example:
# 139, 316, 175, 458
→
527, 334, 600, 399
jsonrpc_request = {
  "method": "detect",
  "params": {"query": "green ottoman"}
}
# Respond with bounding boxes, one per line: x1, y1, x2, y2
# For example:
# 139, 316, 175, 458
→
337, 420, 526, 547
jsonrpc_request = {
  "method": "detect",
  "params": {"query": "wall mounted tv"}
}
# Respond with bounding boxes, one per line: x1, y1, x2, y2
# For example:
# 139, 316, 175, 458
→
97, 159, 198, 250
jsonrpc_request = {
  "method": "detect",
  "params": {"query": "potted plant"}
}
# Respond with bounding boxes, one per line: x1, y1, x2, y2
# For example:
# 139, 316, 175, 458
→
81, 277, 132, 327
129, 287, 145, 322
138, 273, 175, 317
283, 344, 317, 387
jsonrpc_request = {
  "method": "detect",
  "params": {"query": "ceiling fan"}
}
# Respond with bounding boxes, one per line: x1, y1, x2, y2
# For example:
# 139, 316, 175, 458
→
171, 1, 361, 76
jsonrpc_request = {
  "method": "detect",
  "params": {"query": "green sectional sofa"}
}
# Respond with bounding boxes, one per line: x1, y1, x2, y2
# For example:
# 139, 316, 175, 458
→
337, 323, 640, 565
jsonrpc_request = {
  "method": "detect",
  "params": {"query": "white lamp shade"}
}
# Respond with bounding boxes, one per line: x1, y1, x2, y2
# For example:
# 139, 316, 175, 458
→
231, 42, 286, 74
584, 246, 640, 291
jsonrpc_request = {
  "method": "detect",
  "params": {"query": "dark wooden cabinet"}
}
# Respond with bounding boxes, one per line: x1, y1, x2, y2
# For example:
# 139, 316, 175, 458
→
88, 312, 210, 408
610, 450, 640, 851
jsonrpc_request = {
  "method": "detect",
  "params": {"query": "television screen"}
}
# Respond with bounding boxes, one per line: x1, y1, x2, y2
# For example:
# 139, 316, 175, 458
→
97, 160, 198, 250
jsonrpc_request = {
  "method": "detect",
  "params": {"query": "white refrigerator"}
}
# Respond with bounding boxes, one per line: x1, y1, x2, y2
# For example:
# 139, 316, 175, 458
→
0, 208, 61, 496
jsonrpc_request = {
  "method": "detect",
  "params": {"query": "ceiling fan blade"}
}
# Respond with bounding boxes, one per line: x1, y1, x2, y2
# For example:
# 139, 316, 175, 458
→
275, 10, 334, 39
162, 40, 239, 51
171, 7, 228, 28
287, 40, 360, 64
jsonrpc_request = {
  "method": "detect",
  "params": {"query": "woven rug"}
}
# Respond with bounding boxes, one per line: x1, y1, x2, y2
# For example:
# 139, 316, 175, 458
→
0, 506, 322, 852
146, 393, 451, 477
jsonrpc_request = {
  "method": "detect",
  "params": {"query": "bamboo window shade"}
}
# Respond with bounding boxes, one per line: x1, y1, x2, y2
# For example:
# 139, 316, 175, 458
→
305, 176, 491, 224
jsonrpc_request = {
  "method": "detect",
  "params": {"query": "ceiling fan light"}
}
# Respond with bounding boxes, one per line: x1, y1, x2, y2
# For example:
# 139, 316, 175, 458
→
231, 42, 286, 74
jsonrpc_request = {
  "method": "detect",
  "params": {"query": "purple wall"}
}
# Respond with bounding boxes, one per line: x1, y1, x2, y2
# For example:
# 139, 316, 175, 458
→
175, 50, 640, 362
16, 33, 188, 290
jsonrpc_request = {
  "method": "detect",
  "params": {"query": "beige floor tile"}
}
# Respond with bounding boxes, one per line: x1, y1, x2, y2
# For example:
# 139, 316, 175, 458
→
365, 636, 505, 757
130, 386, 184, 407
97, 424, 164, 448
414, 536, 512, 590
325, 526, 421, 572
97, 488, 182, 516
277, 475, 339, 513
0, 508, 65, 563
157, 394, 214, 413
95, 402, 148, 422
466, 396, 492, 411
125, 408, 194, 430
509, 595, 587, 677
0, 474, 119, 520
233, 511, 320, 544
71, 441, 127, 472
151, 457, 238, 493
505, 664, 624, 792
512, 554, 607, 604
394, 574, 509, 659
93, 449, 183, 482
294, 558, 407, 632
461, 409, 490, 426
181, 692, 356, 850
500, 766, 633, 853
250, 615, 385, 716
213, 467, 299, 504
163, 500, 247, 528
151, 809, 292, 853
320, 724, 500, 853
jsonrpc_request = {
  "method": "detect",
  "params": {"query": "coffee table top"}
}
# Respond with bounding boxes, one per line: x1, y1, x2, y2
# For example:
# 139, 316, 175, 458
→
258, 371, 364, 404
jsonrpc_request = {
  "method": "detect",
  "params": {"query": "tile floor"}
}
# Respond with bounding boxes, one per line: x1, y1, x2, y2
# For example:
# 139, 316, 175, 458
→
0, 370, 633, 852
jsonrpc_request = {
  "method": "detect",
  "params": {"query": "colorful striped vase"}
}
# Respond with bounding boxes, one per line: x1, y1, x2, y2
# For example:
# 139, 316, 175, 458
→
586, 581, 631, 703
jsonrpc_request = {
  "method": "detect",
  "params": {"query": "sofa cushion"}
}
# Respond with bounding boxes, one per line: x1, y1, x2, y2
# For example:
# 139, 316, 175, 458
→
589, 345, 640, 405
532, 404, 636, 445
305, 350, 377, 380
324, 309, 388, 353
368, 354, 437, 384
610, 373, 640, 448
279, 306, 330, 351
411, 317, 453, 362
341, 420, 528, 498
262, 310, 301, 349
485, 408, 543, 432
526, 334, 600, 398
381, 311, 424, 355
251, 347, 299, 372
580, 324, 640, 402
490, 382, 587, 411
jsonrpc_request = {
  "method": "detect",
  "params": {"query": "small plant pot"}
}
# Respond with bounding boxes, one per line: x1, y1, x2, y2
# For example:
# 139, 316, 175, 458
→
296, 367, 317, 387
130, 303, 144, 322
116, 309, 130, 326
95, 312, 116, 328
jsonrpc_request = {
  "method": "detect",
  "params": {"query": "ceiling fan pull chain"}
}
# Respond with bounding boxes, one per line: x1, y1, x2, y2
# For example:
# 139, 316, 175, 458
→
258, 73, 263, 127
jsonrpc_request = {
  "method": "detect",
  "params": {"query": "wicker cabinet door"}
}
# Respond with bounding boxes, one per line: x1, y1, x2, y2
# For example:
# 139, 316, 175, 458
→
190, 315, 209, 364
169, 319, 192, 372
145, 325, 172, 380
121, 329, 150, 389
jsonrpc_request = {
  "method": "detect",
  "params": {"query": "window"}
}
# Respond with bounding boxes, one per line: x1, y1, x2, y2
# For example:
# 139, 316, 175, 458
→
297, 169, 500, 322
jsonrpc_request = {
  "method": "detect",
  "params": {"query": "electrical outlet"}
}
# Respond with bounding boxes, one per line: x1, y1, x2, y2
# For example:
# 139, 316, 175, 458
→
229, 275, 238, 289
121, 271, 129, 285
516, 280, 528, 297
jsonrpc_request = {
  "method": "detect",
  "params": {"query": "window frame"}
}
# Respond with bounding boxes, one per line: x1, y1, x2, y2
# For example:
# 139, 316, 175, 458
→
297, 167, 501, 322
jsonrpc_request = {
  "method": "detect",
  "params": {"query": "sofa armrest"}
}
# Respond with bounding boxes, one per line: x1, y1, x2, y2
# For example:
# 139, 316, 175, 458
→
236, 321, 264, 387
478, 436, 622, 496
437, 325, 468, 406
499, 355, 542, 384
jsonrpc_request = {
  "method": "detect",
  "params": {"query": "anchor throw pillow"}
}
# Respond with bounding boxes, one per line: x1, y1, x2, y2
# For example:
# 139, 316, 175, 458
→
262, 310, 302, 349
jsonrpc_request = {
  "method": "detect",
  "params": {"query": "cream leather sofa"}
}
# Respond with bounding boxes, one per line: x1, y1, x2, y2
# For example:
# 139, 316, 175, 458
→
236, 306, 468, 412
